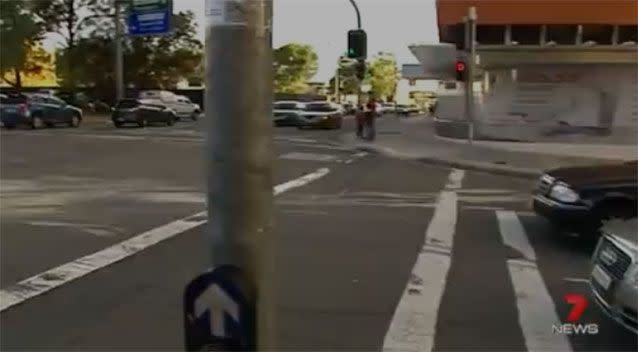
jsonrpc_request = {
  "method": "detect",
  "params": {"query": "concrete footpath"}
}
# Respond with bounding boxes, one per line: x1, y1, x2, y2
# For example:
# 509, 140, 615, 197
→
340, 116, 636, 179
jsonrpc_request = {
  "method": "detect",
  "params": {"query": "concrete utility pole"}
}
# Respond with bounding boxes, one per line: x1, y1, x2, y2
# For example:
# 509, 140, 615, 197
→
205, 0, 275, 349
463, 7, 477, 144
114, 0, 124, 101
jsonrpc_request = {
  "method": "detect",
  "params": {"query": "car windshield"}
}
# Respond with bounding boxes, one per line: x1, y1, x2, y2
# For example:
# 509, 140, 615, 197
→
305, 103, 335, 112
117, 100, 139, 108
1, 94, 27, 105
274, 103, 299, 110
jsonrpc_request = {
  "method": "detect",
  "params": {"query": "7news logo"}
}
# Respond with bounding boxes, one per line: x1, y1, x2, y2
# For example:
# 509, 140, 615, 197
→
552, 293, 599, 335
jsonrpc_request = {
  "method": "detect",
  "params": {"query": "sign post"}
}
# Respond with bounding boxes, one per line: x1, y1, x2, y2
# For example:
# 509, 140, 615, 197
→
128, 0, 173, 36
184, 0, 274, 351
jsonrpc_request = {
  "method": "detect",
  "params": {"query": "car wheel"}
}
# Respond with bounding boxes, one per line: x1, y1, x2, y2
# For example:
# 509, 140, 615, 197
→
44, 122, 55, 128
31, 115, 44, 129
167, 117, 175, 126
191, 111, 199, 121
69, 113, 81, 128
137, 119, 146, 128
4, 124, 16, 129
113, 121, 123, 128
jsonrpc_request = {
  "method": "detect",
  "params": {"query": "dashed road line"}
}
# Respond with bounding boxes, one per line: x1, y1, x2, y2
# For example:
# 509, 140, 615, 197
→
0, 168, 330, 312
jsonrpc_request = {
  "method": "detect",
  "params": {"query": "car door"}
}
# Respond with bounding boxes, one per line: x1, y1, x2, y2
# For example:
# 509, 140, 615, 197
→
39, 97, 61, 122
49, 97, 70, 122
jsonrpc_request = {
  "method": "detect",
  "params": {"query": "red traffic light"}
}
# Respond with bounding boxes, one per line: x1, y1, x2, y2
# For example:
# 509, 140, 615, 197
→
455, 61, 466, 72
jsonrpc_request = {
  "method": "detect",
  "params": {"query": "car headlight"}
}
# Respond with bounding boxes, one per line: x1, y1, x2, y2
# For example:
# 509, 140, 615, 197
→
549, 183, 579, 203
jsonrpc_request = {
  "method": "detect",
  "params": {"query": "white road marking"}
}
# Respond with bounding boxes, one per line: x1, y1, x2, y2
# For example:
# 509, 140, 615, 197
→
279, 152, 337, 162
496, 211, 536, 261
383, 168, 464, 352
353, 151, 368, 158
275, 136, 317, 143
0, 167, 330, 312
563, 277, 589, 284
344, 159, 353, 164
496, 211, 572, 352
457, 188, 515, 194
445, 169, 465, 190
26, 221, 123, 237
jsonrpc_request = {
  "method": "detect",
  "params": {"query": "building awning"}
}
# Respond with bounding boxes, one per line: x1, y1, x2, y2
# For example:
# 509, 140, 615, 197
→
436, 0, 638, 26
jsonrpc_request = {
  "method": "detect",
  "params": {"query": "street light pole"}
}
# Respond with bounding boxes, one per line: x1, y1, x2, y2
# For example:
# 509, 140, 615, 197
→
205, 0, 275, 349
114, 0, 124, 102
464, 7, 477, 144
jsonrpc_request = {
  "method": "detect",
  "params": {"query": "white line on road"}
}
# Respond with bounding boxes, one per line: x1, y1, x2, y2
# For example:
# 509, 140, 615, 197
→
383, 168, 465, 352
563, 277, 589, 284
0, 168, 331, 312
496, 210, 572, 352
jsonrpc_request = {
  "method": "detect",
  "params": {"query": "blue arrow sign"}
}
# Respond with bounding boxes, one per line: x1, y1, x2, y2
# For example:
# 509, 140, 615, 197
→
128, 0, 172, 36
183, 265, 255, 351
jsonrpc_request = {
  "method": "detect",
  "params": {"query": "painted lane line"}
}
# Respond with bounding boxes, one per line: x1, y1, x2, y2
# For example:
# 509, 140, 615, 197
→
446, 168, 465, 190
563, 277, 589, 284
0, 167, 331, 312
383, 168, 465, 352
353, 151, 368, 158
496, 211, 536, 261
496, 210, 572, 352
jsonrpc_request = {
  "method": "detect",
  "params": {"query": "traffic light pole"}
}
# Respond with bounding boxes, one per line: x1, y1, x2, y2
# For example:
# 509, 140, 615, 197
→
463, 7, 477, 144
205, 0, 275, 349
335, 56, 341, 103
114, 0, 124, 102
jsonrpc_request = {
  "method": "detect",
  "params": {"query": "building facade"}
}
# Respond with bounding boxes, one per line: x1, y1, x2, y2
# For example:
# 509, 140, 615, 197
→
408, 0, 638, 142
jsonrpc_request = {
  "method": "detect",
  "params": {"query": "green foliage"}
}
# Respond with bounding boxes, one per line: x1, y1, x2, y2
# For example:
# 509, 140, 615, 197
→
0, 0, 46, 87
50, 11, 202, 98
274, 43, 319, 93
367, 52, 399, 101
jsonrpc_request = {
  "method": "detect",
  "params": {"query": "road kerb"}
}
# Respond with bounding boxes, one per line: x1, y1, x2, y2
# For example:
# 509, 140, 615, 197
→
349, 142, 541, 179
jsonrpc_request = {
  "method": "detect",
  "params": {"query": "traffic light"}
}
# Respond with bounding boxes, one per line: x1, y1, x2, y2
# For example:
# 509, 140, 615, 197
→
355, 60, 366, 80
347, 29, 367, 59
455, 60, 466, 82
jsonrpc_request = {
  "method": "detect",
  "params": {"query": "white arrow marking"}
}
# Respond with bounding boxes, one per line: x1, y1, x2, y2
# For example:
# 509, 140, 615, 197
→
195, 284, 240, 337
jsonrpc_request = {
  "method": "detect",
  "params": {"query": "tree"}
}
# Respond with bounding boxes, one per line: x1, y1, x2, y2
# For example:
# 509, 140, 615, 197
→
0, 0, 46, 88
58, 11, 203, 103
327, 63, 359, 96
124, 11, 203, 89
274, 43, 318, 93
32, 0, 111, 86
367, 52, 399, 101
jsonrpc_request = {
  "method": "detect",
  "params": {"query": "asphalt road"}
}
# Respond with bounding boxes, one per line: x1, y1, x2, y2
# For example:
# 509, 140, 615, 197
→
1, 116, 636, 351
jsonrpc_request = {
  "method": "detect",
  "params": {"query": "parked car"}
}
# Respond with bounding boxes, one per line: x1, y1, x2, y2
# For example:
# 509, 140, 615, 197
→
395, 104, 419, 116
1, 92, 82, 129
532, 161, 637, 238
111, 98, 176, 128
175, 95, 201, 120
297, 101, 343, 130
273, 101, 304, 127
590, 217, 638, 334
379, 103, 396, 115
341, 102, 357, 115
138, 90, 198, 121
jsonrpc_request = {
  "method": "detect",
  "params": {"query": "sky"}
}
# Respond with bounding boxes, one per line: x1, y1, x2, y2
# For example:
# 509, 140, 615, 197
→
45, 0, 440, 82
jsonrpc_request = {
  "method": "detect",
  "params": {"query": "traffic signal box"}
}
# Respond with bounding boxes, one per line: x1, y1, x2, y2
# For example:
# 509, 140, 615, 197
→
455, 60, 466, 82
347, 29, 367, 59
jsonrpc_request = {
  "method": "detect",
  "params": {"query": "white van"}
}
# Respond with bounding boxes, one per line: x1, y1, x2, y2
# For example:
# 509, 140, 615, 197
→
138, 90, 200, 121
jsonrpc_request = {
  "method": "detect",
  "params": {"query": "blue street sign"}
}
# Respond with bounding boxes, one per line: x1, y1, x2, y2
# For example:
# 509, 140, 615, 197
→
128, 0, 172, 36
183, 265, 255, 351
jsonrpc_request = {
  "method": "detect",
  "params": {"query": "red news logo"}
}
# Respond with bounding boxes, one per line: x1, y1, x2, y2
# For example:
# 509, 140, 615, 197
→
552, 293, 599, 335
